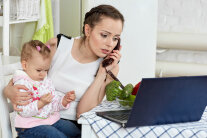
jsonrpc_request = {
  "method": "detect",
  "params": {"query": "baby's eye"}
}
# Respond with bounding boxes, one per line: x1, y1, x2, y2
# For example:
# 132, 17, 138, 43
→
36, 70, 41, 72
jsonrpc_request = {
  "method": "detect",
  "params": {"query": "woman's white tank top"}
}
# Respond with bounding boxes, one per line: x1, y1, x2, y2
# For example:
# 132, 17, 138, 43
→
48, 36, 102, 120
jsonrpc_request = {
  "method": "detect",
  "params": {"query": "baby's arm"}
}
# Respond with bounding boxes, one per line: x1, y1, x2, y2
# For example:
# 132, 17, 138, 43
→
38, 93, 53, 109
52, 91, 75, 112
62, 91, 76, 107
14, 82, 38, 117
18, 94, 51, 117
18, 100, 39, 117
17, 93, 52, 118
14, 79, 49, 117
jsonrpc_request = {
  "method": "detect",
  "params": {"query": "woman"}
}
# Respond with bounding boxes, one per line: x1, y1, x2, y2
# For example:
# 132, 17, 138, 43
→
4, 4, 124, 133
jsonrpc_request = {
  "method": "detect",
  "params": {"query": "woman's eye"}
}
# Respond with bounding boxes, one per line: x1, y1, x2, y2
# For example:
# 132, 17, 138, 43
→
113, 37, 118, 41
101, 34, 107, 38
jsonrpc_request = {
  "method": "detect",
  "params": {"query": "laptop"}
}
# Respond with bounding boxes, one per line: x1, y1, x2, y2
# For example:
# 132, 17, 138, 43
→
96, 76, 207, 127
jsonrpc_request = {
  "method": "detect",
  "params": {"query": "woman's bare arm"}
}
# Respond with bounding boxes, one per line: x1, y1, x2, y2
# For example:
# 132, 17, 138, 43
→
99, 65, 119, 101
45, 37, 58, 57
76, 65, 119, 118
77, 49, 121, 118
3, 80, 32, 111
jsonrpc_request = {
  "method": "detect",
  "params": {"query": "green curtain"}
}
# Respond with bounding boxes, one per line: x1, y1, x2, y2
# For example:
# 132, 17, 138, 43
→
32, 0, 54, 43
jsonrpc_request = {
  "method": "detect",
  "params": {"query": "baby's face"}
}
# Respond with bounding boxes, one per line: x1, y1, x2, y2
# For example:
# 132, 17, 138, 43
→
22, 52, 51, 81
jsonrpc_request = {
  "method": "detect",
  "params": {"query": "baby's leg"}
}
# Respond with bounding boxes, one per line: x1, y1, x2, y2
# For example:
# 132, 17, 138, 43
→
52, 119, 81, 138
16, 125, 67, 138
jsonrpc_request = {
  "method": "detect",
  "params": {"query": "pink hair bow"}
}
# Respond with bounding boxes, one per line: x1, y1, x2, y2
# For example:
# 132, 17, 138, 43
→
46, 45, 51, 49
36, 46, 41, 51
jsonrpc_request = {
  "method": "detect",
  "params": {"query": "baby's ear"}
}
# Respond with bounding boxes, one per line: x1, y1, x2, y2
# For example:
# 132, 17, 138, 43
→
21, 60, 27, 71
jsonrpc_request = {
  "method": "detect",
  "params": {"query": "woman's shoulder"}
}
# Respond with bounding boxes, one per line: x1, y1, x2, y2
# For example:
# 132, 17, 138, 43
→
46, 34, 72, 47
46, 37, 58, 49
57, 34, 72, 47
57, 34, 72, 40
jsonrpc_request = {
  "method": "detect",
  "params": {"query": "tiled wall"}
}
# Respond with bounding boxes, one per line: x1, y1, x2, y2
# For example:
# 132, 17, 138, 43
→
158, 0, 207, 34
157, 0, 207, 76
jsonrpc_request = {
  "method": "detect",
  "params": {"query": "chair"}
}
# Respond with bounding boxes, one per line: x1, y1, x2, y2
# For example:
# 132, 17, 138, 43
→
0, 55, 95, 138
0, 55, 20, 138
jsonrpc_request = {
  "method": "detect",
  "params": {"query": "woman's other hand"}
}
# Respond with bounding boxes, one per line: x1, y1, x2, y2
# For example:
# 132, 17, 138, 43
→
4, 79, 32, 111
105, 46, 122, 71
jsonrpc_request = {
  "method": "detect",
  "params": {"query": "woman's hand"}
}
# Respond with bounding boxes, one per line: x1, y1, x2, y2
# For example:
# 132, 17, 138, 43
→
3, 79, 32, 111
105, 46, 122, 71
77, 47, 122, 117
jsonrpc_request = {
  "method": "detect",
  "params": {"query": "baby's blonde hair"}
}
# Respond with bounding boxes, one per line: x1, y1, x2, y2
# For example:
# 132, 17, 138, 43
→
21, 40, 51, 62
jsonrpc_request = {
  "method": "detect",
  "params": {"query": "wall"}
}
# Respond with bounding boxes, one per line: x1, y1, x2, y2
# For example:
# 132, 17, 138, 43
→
60, 0, 81, 37
51, 0, 60, 36
83, 0, 157, 85
158, 0, 207, 34
0, 24, 24, 56
0, 1, 157, 85
0, 0, 59, 56
157, 0, 207, 77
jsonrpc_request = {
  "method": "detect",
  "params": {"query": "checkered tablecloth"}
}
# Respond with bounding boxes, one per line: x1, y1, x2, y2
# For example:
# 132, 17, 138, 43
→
80, 100, 207, 138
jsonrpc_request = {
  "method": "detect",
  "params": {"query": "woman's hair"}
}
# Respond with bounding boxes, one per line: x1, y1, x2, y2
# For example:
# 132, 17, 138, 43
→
21, 40, 51, 62
82, 5, 124, 39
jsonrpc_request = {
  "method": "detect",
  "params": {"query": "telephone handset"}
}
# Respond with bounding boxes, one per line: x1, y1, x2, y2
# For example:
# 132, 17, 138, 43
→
102, 39, 121, 67
102, 39, 124, 88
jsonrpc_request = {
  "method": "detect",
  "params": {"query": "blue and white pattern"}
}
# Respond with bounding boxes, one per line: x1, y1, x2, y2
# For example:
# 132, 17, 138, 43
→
81, 100, 207, 138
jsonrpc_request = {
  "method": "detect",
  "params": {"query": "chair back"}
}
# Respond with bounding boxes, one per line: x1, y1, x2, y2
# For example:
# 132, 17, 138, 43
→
0, 55, 21, 138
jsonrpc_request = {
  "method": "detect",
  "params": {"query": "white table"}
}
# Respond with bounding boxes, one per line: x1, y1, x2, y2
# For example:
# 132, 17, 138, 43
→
78, 100, 207, 138
78, 117, 98, 138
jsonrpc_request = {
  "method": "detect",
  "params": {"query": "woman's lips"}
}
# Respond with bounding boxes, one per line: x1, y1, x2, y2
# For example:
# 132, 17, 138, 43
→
101, 49, 110, 54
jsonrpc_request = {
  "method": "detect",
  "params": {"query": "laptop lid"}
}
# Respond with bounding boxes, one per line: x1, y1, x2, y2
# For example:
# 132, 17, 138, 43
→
126, 76, 207, 127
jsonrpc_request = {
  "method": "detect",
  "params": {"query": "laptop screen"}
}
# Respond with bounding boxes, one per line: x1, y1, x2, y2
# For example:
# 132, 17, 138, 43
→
126, 76, 207, 127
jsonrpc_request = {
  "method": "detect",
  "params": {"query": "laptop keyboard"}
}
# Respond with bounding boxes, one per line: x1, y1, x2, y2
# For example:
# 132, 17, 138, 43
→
107, 113, 129, 121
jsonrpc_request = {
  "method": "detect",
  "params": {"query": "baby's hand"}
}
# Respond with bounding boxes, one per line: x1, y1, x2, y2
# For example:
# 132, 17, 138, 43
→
40, 93, 53, 105
37, 93, 53, 109
62, 91, 76, 107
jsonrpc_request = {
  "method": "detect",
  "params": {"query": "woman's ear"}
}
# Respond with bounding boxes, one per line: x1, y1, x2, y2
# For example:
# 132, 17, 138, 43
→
21, 60, 27, 71
84, 24, 91, 37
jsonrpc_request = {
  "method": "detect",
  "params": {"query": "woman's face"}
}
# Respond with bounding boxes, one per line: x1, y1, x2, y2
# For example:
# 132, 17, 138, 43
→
86, 16, 123, 58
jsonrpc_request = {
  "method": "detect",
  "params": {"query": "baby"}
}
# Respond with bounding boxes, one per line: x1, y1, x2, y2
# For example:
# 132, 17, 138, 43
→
13, 40, 79, 137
